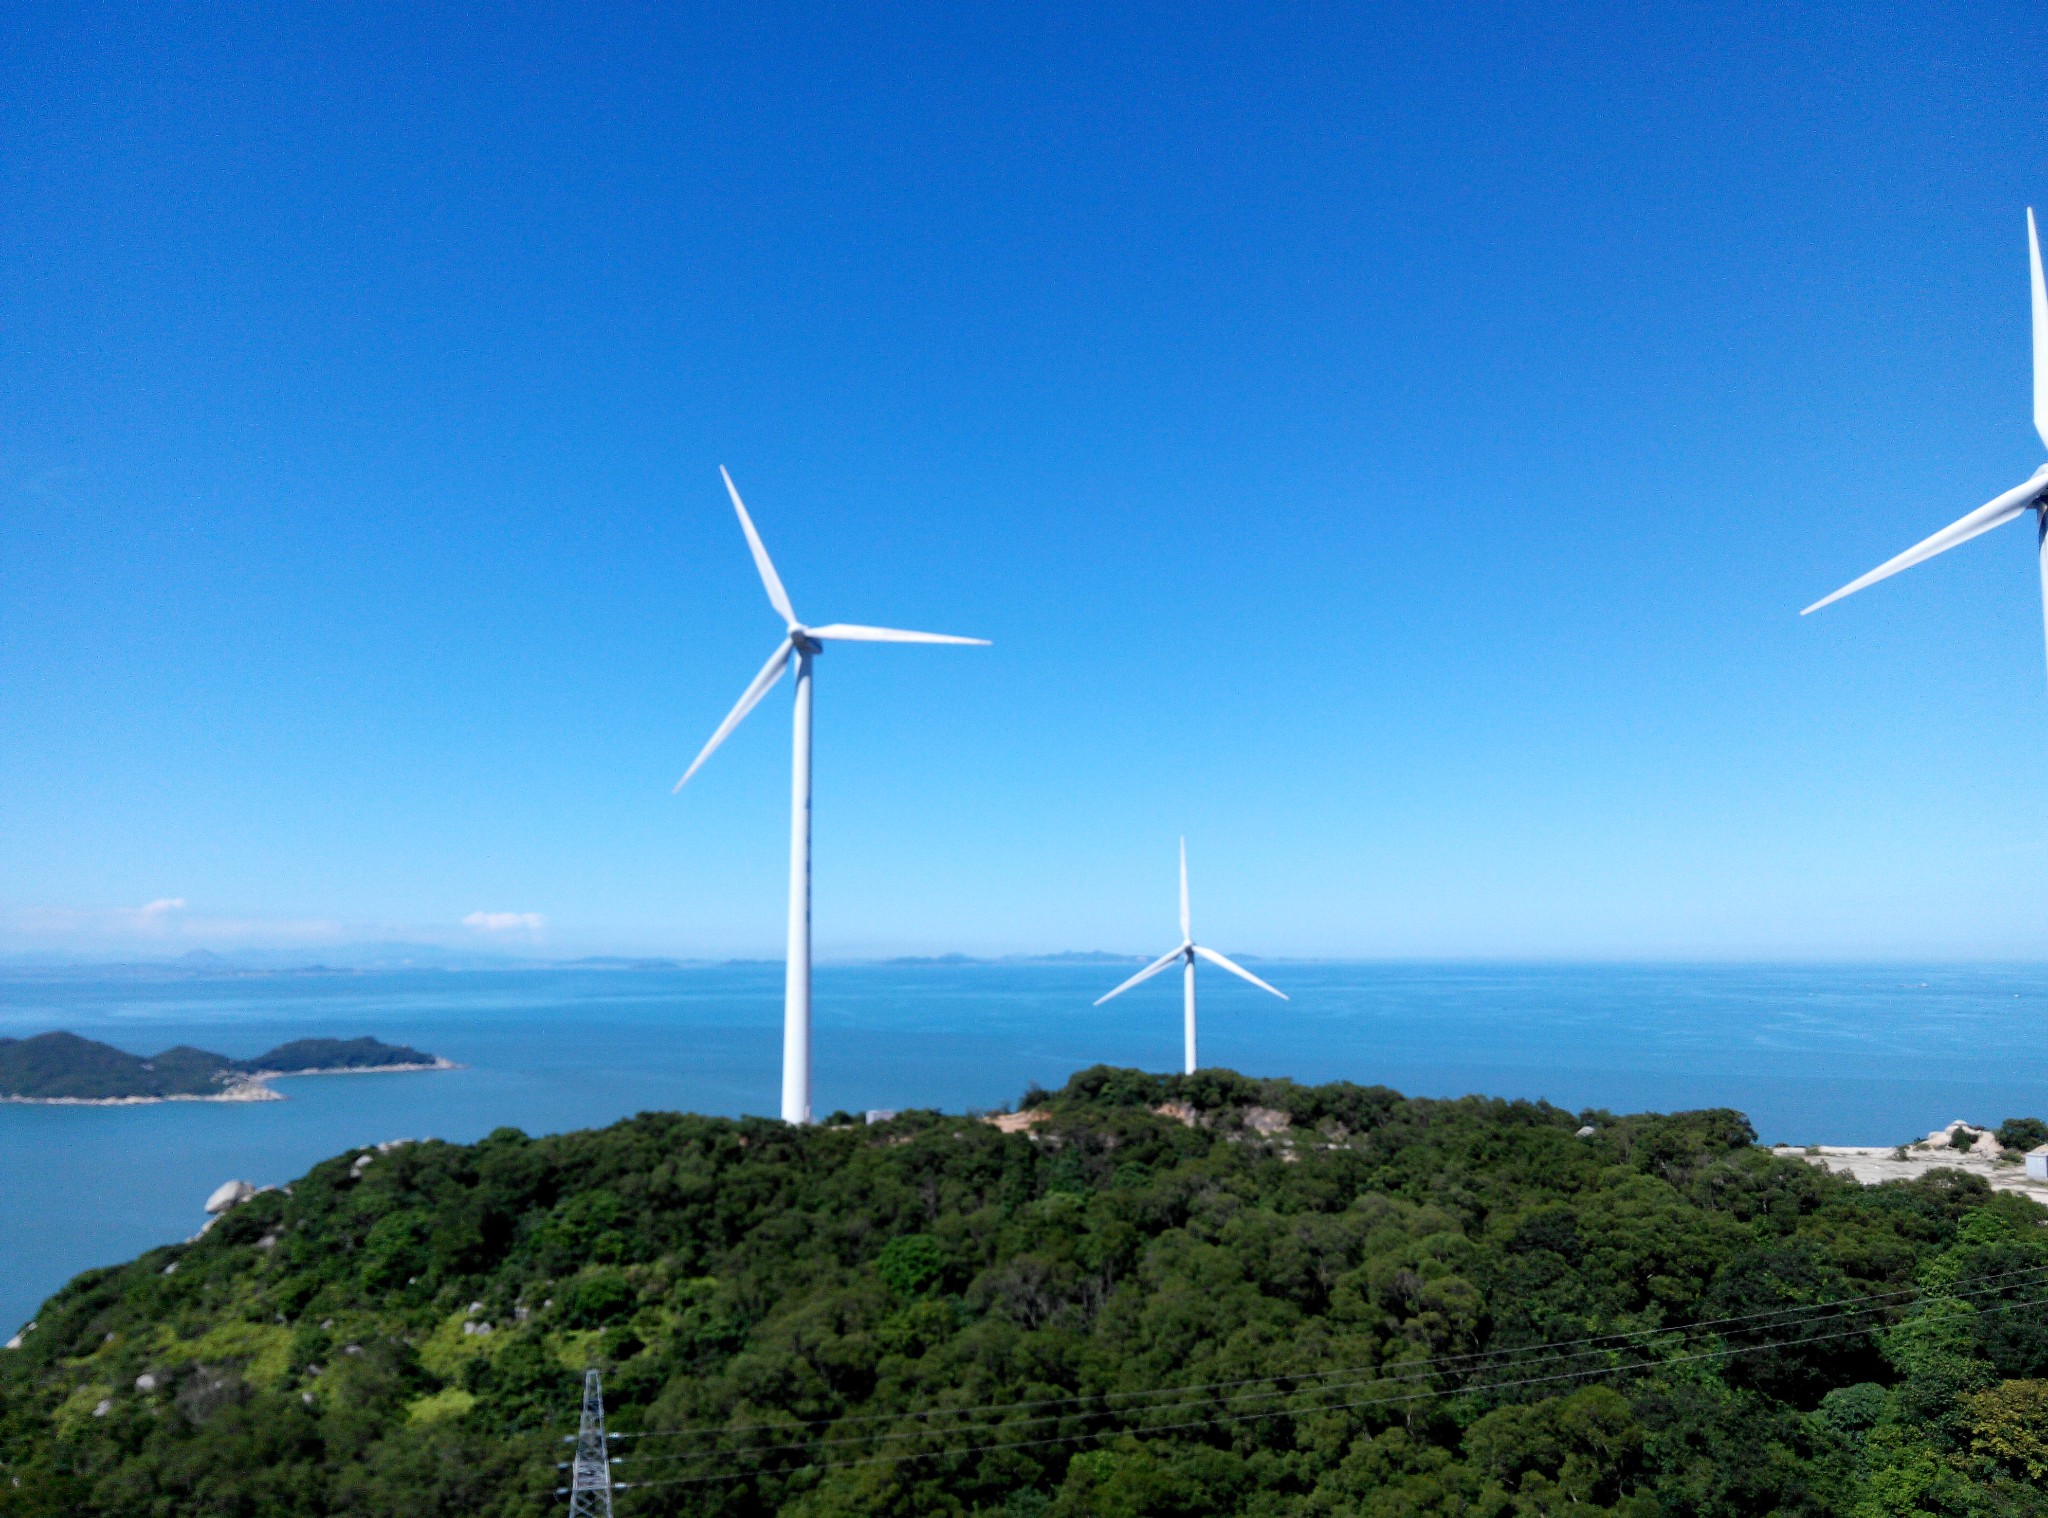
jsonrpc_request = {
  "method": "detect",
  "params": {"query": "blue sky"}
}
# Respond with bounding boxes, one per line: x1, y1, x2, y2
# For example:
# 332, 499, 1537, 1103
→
5, 4, 2048, 960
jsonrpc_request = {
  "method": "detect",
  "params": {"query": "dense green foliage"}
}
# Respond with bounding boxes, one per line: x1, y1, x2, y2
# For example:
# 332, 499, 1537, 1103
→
1998, 1121, 2048, 1157
0, 1033, 437, 1099
5, 1067, 2048, 1516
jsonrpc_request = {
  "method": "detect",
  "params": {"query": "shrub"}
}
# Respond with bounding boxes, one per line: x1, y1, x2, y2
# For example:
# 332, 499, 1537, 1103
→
877, 1233, 945, 1297
359, 1213, 429, 1291
557, 1270, 634, 1328
1965, 1380, 2048, 1478
1997, 1117, 2048, 1153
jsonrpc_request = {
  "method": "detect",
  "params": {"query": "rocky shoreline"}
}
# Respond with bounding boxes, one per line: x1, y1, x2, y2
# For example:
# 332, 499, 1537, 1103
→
0, 1057, 457, 1106
251, 1057, 459, 1081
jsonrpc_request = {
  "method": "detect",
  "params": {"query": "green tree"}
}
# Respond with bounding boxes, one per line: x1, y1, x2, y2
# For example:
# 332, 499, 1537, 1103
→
1964, 1379, 2048, 1480
1996, 1118, 2048, 1153
877, 1234, 947, 1298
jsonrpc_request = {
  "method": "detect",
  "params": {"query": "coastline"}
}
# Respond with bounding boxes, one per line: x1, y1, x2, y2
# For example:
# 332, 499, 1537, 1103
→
0, 1057, 458, 1107
250, 1057, 460, 1080
0, 1086, 283, 1107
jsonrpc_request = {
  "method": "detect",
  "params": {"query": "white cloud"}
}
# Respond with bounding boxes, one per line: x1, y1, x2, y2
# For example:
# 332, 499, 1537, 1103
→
34, 897, 186, 937
463, 910, 547, 938
1, 899, 348, 951
0, 900, 560, 957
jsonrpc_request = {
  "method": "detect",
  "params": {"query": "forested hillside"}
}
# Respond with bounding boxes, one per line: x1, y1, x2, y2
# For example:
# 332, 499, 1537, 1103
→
4, 1067, 2048, 1516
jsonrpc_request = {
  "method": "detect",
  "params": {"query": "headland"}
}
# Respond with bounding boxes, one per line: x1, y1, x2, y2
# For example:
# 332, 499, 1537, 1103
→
7, 1066, 2048, 1516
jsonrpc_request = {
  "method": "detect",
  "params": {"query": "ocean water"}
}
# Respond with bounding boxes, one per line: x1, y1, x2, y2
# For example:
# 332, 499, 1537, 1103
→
4, 959, 2048, 1338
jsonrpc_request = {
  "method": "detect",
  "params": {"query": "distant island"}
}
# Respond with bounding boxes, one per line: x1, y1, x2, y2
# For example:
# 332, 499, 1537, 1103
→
0, 1032, 452, 1104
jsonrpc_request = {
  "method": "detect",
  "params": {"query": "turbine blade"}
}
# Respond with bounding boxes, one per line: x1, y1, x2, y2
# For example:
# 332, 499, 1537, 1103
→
673, 638, 793, 792
1178, 838, 1190, 941
720, 467, 797, 627
2031, 208, 2047, 452
1192, 945, 1288, 1000
1800, 482, 2039, 616
1094, 948, 1185, 1005
806, 623, 990, 645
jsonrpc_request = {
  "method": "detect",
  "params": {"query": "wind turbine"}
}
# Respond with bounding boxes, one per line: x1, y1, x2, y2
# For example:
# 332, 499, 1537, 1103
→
1803, 209, 2048, 672
1094, 839, 1286, 1075
675, 467, 987, 1124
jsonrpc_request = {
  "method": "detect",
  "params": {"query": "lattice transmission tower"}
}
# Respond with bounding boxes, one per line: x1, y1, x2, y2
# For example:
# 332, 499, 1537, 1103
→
567, 1369, 615, 1518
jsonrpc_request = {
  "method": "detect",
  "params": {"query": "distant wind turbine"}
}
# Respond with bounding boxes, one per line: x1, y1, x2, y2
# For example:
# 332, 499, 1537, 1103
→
1803, 209, 2048, 672
1095, 839, 1286, 1075
675, 468, 988, 1124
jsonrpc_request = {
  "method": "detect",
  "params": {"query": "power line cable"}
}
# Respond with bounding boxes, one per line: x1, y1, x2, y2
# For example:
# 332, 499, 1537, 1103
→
593, 1259, 2048, 1449
594, 1285, 2048, 1495
600, 1271, 2009, 1471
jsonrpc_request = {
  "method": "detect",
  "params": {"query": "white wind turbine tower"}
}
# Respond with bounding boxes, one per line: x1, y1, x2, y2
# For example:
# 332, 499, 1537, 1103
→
1095, 839, 1286, 1075
1803, 210, 2048, 668
674, 468, 987, 1124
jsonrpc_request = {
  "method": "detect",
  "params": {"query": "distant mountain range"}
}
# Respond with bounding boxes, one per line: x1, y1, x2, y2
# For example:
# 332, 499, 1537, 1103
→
0, 1033, 445, 1102
881, 951, 1154, 965
0, 946, 698, 977
0, 948, 1220, 977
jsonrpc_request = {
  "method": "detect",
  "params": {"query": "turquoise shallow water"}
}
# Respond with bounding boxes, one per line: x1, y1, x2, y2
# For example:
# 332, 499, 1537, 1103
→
4, 959, 2048, 1338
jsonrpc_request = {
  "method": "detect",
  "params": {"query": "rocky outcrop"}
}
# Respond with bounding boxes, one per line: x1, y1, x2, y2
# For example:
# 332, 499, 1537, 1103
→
204, 1180, 255, 1215
985, 1109, 1050, 1133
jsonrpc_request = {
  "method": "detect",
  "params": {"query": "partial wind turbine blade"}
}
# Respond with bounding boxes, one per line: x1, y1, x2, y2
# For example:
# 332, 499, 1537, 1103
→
1178, 839, 1190, 941
2030, 208, 2047, 451
1191, 945, 1288, 1000
806, 623, 990, 645
1094, 948, 1185, 1006
673, 638, 793, 792
720, 468, 798, 627
1800, 480, 2042, 616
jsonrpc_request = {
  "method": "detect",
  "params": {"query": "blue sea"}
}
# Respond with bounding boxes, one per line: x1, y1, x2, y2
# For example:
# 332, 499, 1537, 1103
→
5, 960, 2048, 1338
